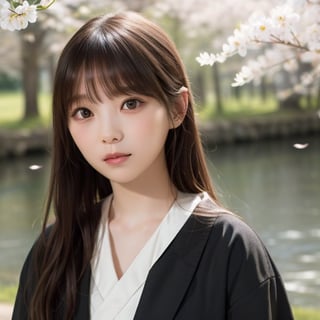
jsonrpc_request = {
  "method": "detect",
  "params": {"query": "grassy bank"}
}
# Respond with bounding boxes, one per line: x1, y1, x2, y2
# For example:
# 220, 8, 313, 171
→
1, 284, 320, 319
0, 91, 51, 128
198, 94, 278, 120
1, 91, 316, 128
0, 286, 16, 303
293, 307, 320, 320
1, 91, 279, 126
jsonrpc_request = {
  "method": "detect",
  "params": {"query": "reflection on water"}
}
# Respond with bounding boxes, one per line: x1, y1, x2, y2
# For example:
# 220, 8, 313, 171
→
0, 135, 319, 308
0, 154, 49, 284
206, 134, 320, 308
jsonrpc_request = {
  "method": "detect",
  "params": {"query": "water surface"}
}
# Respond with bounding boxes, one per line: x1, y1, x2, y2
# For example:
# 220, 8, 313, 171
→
0, 135, 319, 307
207, 135, 320, 307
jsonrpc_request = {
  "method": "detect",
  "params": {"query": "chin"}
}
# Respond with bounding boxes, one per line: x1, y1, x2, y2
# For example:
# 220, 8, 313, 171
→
105, 173, 139, 185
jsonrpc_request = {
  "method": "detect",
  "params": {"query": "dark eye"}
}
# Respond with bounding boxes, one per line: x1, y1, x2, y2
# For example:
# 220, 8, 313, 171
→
122, 99, 141, 110
72, 107, 93, 119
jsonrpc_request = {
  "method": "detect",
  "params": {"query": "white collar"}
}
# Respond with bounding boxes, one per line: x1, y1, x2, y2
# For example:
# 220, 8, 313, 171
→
90, 192, 206, 319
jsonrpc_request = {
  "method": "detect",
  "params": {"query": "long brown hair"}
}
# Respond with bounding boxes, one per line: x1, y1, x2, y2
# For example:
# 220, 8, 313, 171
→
30, 11, 217, 319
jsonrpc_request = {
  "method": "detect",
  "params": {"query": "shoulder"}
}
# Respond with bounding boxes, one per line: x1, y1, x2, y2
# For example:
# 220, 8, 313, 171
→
12, 224, 57, 318
207, 213, 274, 272
206, 214, 293, 318
192, 197, 279, 284
194, 195, 272, 267
205, 212, 281, 296
213, 213, 269, 255
17, 224, 55, 280
12, 227, 46, 319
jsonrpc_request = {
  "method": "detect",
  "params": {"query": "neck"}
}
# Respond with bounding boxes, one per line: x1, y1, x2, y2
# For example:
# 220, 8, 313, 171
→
108, 171, 177, 225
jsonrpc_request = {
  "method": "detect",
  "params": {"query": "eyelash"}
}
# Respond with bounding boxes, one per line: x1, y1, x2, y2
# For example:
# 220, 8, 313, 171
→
71, 107, 93, 119
121, 98, 143, 110
70, 98, 144, 119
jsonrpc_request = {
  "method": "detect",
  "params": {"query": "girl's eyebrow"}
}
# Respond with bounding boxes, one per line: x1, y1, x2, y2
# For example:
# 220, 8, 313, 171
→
69, 94, 89, 105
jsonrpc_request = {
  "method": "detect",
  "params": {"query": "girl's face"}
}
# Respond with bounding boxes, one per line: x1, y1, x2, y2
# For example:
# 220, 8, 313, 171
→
68, 84, 174, 187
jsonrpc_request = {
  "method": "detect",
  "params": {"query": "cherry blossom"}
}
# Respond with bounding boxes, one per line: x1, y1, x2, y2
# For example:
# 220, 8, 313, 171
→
197, 0, 320, 95
0, 0, 54, 31
39, 0, 53, 7
196, 52, 216, 66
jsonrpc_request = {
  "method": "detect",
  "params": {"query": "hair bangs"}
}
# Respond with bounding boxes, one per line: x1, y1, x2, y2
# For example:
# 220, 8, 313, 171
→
68, 32, 167, 107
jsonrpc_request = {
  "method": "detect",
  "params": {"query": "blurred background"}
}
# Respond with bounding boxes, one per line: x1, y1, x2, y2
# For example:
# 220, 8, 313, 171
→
0, 0, 319, 318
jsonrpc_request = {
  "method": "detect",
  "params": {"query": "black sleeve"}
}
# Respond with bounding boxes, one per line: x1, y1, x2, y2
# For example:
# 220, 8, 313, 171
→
215, 215, 294, 320
11, 225, 91, 320
12, 245, 35, 320
228, 274, 294, 319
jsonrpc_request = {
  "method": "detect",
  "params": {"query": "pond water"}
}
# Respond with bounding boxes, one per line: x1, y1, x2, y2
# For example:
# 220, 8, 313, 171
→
0, 134, 319, 308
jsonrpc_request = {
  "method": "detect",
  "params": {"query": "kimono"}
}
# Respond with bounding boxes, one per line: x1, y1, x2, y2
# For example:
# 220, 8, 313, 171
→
12, 193, 294, 319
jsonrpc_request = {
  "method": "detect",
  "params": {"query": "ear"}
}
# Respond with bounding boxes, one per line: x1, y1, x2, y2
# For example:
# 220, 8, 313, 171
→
170, 86, 189, 129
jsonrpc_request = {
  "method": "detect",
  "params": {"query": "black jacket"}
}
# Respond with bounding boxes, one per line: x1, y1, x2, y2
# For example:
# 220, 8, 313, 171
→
12, 213, 294, 319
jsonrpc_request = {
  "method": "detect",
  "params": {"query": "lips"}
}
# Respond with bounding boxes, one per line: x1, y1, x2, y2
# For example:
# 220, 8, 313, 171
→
104, 153, 131, 164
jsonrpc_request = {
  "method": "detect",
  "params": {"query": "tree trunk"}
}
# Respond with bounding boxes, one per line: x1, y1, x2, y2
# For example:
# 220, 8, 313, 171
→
20, 23, 45, 120
278, 94, 301, 110
260, 77, 267, 101
232, 86, 241, 100
212, 63, 223, 115
316, 85, 320, 109
193, 69, 206, 107
274, 68, 303, 111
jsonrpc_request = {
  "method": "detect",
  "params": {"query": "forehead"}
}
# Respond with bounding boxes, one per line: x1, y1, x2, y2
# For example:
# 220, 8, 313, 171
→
68, 67, 130, 105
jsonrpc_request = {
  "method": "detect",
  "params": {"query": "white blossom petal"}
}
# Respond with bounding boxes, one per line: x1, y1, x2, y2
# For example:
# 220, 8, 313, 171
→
196, 52, 216, 66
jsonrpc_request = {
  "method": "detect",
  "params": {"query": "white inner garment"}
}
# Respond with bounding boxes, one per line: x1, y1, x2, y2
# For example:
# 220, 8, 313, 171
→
90, 191, 206, 320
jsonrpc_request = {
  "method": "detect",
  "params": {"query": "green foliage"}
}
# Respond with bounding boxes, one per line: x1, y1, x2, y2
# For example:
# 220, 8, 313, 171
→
293, 307, 320, 320
0, 91, 51, 129
0, 91, 309, 129
0, 73, 21, 91
0, 285, 17, 303
1, 283, 320, 320
198, 93, 278, 121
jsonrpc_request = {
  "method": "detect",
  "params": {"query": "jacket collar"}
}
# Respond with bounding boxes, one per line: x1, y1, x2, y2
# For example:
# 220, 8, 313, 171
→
133, 214, 215, 320
72, 209, 217, 320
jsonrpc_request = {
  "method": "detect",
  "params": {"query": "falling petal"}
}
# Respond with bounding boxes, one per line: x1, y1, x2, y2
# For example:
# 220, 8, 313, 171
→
293, 143, 309, 149
279, 230, 303, 239
29, 164, 43, 170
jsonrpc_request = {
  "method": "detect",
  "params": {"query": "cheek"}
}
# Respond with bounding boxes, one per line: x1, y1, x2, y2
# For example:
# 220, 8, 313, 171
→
138, 109, 170, 135
134, 119, 168, 146
68, 125, 89, 150
68, 125, 78, 143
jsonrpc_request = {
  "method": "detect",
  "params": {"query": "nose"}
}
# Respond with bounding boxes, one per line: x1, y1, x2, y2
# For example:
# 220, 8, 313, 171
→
99, 116, 123, 144
102, 136, 121, 144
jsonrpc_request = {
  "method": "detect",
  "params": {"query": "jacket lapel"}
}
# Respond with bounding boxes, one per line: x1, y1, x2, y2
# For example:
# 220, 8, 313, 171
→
134, 214, 216, 320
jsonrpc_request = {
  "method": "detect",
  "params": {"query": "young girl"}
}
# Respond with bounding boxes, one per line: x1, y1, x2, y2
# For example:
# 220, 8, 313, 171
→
12, 11, 294, 320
